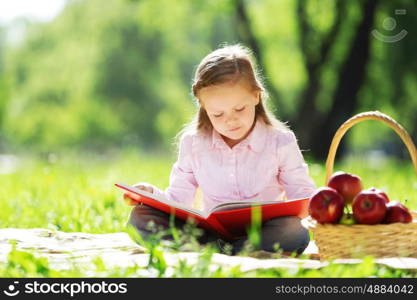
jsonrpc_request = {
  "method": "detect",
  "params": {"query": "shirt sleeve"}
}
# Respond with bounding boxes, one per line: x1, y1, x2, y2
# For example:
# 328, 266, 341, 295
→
152, 134, 197, 208
277, 131, 317, 199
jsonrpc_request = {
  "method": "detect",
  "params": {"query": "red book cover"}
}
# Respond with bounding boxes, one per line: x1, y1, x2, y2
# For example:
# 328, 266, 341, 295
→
116, 183, 309, 241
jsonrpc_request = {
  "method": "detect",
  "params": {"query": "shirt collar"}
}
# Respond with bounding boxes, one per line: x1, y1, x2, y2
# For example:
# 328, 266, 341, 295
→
211, 119, 268, 153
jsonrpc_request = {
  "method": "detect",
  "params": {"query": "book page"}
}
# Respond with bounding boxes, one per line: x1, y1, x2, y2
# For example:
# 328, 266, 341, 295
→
210, 200, 284, 213
209, 196, 311, 213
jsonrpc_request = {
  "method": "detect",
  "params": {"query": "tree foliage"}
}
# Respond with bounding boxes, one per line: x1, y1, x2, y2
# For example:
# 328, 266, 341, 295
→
2, 0, 236, 152
1, 0, 416, 159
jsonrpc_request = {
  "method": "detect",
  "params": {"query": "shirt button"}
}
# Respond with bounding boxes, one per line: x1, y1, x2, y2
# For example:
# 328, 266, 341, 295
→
230, 173, 234, 177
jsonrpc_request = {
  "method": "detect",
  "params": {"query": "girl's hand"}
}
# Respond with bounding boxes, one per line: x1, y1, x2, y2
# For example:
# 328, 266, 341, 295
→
123, 182, 154, 206
132, 183, 154, 194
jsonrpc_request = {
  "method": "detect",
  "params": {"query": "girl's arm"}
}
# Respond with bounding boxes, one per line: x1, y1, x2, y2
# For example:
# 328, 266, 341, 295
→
152, 134, 198, 208
277, 131, 317, 199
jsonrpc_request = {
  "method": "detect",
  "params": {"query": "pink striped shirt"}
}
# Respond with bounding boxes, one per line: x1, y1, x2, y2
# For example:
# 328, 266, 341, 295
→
153, 120, 316, 213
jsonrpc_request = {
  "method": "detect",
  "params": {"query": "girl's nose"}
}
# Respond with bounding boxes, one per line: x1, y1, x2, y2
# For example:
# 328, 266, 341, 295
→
225, 112, 238, 123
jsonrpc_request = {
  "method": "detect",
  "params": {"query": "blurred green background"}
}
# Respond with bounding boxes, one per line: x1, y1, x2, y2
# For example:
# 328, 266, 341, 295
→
0, 0, 416, 160
1, 0, 416, 278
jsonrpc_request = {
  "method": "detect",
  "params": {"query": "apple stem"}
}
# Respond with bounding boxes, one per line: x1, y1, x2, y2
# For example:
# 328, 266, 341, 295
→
344, 205, 351, 215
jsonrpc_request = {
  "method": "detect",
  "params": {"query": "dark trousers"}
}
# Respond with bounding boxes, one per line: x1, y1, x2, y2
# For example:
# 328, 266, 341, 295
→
128, 204, 310, 255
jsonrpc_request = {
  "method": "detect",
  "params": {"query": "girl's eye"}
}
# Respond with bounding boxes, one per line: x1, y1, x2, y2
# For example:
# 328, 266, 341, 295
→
213, 113, 223, 118
235, 106, 245, 112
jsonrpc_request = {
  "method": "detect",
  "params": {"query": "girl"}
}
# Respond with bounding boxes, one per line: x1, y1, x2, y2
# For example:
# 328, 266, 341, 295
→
125, 44, 316, 255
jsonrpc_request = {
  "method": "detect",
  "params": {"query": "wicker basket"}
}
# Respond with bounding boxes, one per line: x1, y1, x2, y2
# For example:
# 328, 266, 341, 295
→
302, 111, 417, 260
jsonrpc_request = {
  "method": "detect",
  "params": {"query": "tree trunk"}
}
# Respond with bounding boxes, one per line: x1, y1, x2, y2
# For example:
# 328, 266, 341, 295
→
293, 0, 345, 151
310, 0, 379, 160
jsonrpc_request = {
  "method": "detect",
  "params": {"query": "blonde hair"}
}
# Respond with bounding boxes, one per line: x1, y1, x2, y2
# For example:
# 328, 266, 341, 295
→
179, 44, 288, 141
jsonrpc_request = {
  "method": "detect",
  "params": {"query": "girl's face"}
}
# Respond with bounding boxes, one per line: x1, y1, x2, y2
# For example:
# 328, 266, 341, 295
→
199, 80, 260, 148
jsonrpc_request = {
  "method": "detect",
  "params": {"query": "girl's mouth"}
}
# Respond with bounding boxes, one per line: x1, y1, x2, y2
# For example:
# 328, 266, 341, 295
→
229, 127, 241, 132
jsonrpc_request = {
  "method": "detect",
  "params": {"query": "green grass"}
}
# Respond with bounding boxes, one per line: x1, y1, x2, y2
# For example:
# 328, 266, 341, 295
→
0, 149, 416, 277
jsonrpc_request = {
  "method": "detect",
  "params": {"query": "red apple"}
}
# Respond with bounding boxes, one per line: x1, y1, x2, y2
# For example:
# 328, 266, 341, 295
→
327, 171, 363, 204
352, 190, 387, 224
383, 201, 412, 224
367, 187, 390, 203
308, 187, 345, 224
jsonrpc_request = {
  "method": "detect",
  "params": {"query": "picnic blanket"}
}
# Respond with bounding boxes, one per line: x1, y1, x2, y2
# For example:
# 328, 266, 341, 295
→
1, 228, 416, 276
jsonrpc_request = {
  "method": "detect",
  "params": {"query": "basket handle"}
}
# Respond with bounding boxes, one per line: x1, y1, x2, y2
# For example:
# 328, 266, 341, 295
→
325, 111, 417, 183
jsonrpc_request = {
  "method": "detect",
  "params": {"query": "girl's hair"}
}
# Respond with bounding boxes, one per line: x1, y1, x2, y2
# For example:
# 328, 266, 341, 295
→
179, 44, 288, 141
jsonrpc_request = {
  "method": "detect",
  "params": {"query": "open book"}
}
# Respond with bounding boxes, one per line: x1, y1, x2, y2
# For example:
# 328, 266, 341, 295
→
116, 183, 309, 240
